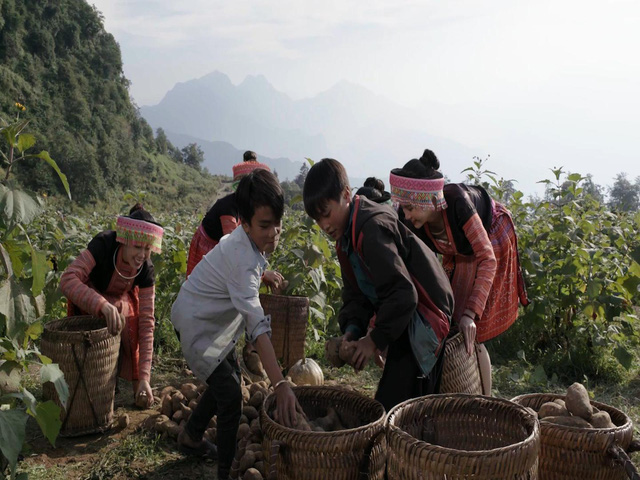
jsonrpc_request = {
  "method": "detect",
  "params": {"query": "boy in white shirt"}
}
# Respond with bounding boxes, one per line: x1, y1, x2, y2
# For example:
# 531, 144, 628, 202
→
171, 169, 299, 479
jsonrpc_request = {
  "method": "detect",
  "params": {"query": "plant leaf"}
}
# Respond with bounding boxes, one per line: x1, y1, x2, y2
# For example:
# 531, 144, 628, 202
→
40, 363, 68, 409
613, 346, 633, 370
0, 183, 42, 228
30, 248, 48, 297
16, 134, 36, 153
0, 408, 28, 472
35, 151, 72, 200
33, 400, 62, 447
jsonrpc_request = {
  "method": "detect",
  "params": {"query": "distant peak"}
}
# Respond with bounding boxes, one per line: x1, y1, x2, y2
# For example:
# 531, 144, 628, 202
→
199, 70, 234, 88
240, 74, 275, 89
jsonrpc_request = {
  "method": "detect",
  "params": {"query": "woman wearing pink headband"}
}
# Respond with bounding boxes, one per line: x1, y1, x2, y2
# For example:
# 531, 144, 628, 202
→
60, 204, 164, 408
389, 149, 529, 395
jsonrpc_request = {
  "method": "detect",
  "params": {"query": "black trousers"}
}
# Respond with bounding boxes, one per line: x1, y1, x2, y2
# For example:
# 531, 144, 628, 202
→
184, 349, 242, 477
375, 328, 446, 412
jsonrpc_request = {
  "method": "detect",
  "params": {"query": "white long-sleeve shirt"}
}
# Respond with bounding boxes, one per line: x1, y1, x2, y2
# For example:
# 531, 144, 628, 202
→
171, 226, 271, 382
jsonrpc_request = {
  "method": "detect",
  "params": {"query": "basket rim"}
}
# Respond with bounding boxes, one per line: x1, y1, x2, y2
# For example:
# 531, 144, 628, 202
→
259, 293, 309, 300
262, 385, 386, 436
510, 392, 633, 433
386, 393, 540, 456
43, 315, 109, 334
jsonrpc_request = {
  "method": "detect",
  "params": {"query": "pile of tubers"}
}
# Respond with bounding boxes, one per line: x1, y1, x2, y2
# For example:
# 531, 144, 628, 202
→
143, 376, 276, 479
536, 382, 617, 429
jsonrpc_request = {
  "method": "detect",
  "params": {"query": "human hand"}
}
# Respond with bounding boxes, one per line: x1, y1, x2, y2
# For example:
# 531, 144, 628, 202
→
274, 382, 301, 428
262, 270, 288, 294
101, 302, 125, 336
373, 347, 387, 368
458, 313, 477, 356
135, 379, 153, 408
351, 335, 377, 372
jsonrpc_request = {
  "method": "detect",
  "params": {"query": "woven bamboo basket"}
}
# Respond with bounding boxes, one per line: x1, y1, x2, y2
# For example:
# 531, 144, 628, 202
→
41, 315, 120, 437
260, 293, 309, 369
511, 393, 635, 480
386, 394, 540, 479
260, 385, 387, 479
439, 332, 483, 394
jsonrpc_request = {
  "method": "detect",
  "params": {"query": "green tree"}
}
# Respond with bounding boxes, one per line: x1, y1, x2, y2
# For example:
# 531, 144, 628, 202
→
155, 127, 168, 155
608, 172, 639, 212
181, 143, 204, 170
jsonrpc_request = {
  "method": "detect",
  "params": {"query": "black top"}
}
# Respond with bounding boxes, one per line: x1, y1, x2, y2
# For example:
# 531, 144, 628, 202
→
86, 231, 155, 292
201, 192, 238, 241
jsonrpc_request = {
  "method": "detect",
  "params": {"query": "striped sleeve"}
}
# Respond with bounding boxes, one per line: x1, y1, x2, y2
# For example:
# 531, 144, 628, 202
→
59, 249, 109, 317
461, 213, 497, 319
137, 285, 156, 382
220, 214, 238, 236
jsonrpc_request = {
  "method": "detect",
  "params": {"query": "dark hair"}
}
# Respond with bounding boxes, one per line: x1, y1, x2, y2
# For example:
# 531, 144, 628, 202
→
236, 168, 284, 223
128, 203, 161, 226
363, 177, 385, 192
355, 186, 382, 201
243, 150, 257, 162
391, 149, 443, 180
303, 158, 350, 219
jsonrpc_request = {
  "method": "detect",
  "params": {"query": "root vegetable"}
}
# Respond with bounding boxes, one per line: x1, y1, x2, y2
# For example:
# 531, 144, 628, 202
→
325, 337, 345, 367
339, 341, 357, 366
243, 406, 259, 421
249, 391, 265, 409
538, 401, 568, 418
118, 414, 130, 428
171, 392, 185, 412
180, 383, 199, 401
237, 422, 251, 439
565, 383, 593, 420
590, 411, 616, 429
239, 450, 256, 473
161, 395, 173, 417
244, 467, 263, 480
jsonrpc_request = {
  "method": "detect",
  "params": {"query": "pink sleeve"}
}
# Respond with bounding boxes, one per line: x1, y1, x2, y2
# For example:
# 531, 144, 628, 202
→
462, 214, 497, 319
137, 285, 156, 382
220, 214, 238, 236
59, 250, 109, 317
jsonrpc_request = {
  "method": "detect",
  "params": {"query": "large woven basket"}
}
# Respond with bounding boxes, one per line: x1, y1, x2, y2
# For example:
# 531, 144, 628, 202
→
260, 293, 309, 369
261, 385, 387, 479
439, 332, 483, 394
386, 394, 540, 479
41, 315, 120, 437
511, 393, 634, 480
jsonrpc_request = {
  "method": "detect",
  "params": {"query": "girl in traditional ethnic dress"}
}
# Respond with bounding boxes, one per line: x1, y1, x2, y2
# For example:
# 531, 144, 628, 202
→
186, 150, 272, 276
389, 149, 529, 395
59, 204, 164, 408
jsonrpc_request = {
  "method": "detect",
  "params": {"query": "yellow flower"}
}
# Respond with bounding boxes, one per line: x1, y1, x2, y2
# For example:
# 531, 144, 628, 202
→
15, 102, 26, 111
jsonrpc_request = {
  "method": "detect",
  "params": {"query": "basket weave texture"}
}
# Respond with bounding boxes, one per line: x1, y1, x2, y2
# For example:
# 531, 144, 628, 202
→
511, 393, 633, 480
386, 394, 540, 479
439, 332, 483, 394
261, 385, 387, 480
41, 315, 120, 437
259, 293, 308, 369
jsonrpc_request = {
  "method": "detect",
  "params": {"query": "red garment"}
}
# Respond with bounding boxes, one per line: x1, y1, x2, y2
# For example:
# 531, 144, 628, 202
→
186, 216, 238, 276
429, 202, 529, 343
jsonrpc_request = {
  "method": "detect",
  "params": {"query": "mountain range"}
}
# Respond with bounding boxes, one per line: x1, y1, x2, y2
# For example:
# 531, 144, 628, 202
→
141, 71, 477, 186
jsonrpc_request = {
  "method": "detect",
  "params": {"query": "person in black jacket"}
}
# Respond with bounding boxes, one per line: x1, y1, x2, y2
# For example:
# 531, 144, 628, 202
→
303, 158, 454, 411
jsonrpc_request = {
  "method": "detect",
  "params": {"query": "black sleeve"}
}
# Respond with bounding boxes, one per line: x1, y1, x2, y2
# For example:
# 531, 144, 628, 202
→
360, 220, 418, 351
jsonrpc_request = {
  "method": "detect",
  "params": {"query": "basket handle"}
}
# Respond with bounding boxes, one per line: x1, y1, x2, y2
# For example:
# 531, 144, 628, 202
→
358, 431, 385, 480
267, 440, 282, 480
627, 438, 640, 454
607, 443, 640, 480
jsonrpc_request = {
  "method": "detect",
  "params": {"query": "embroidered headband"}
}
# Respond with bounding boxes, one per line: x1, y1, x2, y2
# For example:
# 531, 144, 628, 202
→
389, 172, 447, 211
232, 160, 271, 182
116, 216, 164, 254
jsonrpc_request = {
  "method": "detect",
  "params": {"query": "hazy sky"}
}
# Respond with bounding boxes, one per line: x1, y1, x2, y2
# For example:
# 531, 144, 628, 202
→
91, 0, 639, 195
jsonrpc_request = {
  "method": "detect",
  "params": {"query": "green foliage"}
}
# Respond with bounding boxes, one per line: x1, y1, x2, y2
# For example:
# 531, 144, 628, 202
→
0, 107, 69, 479
266, 210, 343, 341
483, 165, 640, 381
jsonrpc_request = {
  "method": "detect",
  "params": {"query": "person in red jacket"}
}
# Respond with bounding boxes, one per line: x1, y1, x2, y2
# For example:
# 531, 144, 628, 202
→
186, 150, 272, 276
389, 149, 529, 395
60, 204, 164, 408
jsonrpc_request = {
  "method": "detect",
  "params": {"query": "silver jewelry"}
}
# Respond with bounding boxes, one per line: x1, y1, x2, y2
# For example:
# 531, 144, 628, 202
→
113, 246, 143, 280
